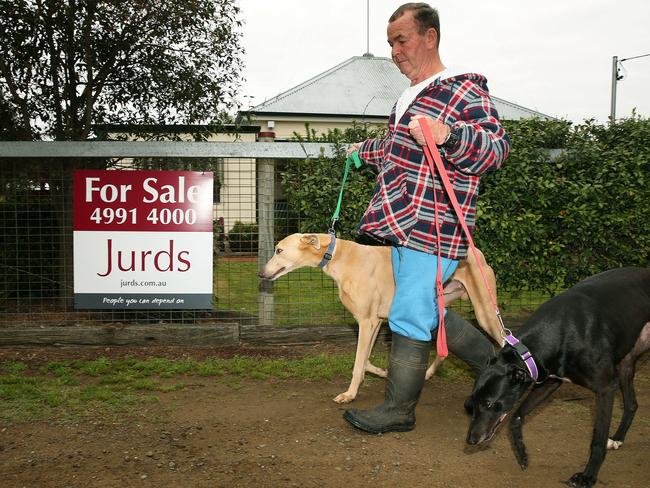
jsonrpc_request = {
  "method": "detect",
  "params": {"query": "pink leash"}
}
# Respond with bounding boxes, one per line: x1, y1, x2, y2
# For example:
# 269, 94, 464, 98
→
418, 119, 507, 358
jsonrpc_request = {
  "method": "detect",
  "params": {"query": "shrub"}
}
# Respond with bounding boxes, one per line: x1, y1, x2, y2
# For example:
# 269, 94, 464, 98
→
228, 221, 258, 253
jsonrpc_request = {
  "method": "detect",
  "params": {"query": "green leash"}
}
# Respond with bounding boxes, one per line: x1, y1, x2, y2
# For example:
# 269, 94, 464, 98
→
329, 151, 362, 233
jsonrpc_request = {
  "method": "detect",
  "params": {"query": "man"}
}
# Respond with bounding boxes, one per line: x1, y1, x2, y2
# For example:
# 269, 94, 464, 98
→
343, 3, 510, 434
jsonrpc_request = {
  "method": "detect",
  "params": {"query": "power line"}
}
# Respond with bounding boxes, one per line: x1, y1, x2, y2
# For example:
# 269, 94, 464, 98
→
620, 53, 650, 62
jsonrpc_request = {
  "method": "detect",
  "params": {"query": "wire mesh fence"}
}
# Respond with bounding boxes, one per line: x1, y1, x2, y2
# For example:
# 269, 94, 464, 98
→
0, 147, 546, 332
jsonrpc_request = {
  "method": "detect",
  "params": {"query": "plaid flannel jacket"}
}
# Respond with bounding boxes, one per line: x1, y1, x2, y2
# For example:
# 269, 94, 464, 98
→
357, 73, 510, 259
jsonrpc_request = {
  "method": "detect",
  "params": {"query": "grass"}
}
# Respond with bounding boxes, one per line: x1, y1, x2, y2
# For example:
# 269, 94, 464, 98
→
0, 351, 472, 424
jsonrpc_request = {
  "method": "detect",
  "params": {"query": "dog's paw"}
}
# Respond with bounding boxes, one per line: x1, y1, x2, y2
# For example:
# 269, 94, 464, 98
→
426, 357, 445, 379
333, 392, 356, 404
425, 365, 439, 380
515, 451, 528, 470
513, 439, 528, 470
566, 472, 596, 487
607, 438, 623, 450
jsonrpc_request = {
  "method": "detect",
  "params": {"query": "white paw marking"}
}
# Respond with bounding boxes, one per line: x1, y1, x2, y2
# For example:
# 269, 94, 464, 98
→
333, 392, 355, 404
607, 438, 623, 450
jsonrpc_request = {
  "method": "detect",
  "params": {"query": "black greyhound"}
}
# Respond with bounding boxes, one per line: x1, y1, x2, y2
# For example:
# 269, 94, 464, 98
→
466, 267, 650, 488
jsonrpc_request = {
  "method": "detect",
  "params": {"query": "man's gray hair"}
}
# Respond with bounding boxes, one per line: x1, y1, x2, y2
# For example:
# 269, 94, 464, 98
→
389, 3, 441, 46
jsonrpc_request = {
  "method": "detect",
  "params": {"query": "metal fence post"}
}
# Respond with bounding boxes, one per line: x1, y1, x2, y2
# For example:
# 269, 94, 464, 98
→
257, 132, 276, 326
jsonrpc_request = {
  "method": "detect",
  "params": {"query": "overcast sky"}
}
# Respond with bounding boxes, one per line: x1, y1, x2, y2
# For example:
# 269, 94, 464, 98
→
237, 0, 650, 123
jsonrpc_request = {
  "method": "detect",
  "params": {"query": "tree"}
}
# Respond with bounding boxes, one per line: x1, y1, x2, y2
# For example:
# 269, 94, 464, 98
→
0, 0, 244, 141
0, 97, 31, 140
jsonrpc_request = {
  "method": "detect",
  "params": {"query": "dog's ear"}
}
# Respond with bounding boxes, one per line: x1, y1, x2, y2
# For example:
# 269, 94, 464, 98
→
300, 234, 321, 250
507, 364, 530, 385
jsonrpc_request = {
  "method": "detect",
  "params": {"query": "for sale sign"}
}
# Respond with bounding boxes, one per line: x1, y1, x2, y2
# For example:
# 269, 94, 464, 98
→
73, 170, 213, 309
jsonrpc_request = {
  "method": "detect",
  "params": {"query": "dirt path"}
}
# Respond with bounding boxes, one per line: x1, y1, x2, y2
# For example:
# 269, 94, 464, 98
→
1, 346, 649, 488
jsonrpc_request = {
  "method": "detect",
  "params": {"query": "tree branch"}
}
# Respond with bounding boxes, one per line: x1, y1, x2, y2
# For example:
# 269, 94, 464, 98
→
64, 0, 80, 139
37, 0, 65, 140
80, 0, 97, 139
0, 57, 33, 139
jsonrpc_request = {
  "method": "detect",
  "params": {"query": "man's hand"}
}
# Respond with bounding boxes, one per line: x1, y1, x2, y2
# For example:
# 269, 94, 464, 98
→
347, 142, 362, 155
408, 115, 450, 146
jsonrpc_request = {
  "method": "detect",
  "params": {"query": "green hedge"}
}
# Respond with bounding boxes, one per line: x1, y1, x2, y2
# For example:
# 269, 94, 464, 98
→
282, 118, 650, 293
228, 221, 259, 253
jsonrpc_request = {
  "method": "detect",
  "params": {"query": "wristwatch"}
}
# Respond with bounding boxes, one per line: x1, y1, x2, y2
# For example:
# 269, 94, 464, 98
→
441, 125, 462, 151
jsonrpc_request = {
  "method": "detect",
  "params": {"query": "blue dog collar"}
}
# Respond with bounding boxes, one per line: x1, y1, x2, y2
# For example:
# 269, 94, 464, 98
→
318, 234, 337, 268
504, 334, 539, 382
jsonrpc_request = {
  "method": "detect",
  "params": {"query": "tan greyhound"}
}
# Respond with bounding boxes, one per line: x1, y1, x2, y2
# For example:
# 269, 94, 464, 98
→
259, 233, 502, 403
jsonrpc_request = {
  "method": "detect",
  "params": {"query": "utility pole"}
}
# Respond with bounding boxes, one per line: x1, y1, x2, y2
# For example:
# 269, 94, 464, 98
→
363, 0, 372, 56
367, 0, 369, 54
610, 52, 650, 122
610, 56, 619, 122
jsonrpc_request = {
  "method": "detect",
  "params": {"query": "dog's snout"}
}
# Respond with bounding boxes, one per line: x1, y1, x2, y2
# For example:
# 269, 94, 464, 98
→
466, 426, 491, 446
258, 263, 286, 281
258, 264, 273, 280
466, 433, 480, 445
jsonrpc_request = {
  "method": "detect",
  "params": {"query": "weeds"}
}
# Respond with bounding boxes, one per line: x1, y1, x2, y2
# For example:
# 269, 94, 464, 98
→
0, 352, 469, 424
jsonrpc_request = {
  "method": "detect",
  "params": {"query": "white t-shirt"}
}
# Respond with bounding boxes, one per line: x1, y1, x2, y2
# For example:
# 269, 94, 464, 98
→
395, 70, 445, 122
394, 67, 467, 122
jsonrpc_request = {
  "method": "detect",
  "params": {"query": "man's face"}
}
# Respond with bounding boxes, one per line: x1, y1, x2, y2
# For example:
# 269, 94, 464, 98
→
387, 11, 437, 84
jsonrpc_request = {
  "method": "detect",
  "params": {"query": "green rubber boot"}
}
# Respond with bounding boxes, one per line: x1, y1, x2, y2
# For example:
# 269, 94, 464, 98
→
343, 333, 431, 434
444, 310, 496, 374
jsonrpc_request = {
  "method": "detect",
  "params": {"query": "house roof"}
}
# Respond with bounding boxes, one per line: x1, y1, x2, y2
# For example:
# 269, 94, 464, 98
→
248, 55, 554, 121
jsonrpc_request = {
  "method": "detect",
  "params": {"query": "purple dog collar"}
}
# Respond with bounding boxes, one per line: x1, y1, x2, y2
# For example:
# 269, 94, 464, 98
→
504, 334, 539, 382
